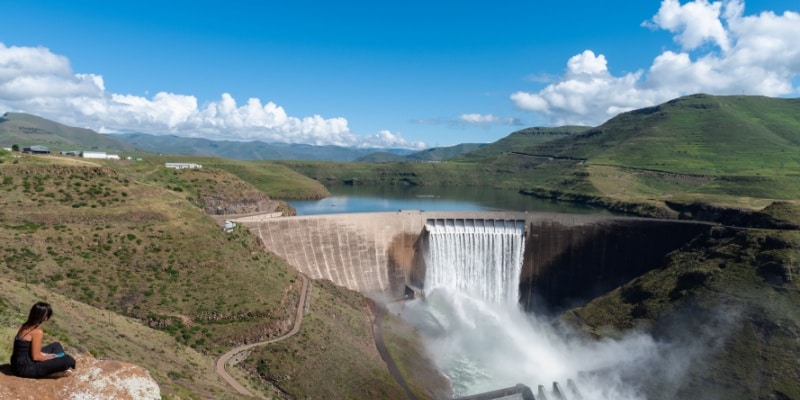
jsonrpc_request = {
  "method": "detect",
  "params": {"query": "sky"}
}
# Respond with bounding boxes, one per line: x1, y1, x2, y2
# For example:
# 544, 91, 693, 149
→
1, 0, 799, 149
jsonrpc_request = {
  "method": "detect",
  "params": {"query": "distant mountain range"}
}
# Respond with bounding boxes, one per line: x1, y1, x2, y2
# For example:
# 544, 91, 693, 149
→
0, 113, 418, 161
6, 93, 797, 166
110, 132, 420, 161
0, 112, 139, 153
0, 111, 576, 162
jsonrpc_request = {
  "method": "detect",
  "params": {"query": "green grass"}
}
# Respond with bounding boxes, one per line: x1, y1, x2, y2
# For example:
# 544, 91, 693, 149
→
381, 313, 451, 400
527, 95, 800, 177
1, 153, 433, 399
0, 156, 300, 352
244, 280, 421, 399
204, 158, 330, 199
456, 125, 590, 161
565, 228, 800, 399
0, 279, 235, 399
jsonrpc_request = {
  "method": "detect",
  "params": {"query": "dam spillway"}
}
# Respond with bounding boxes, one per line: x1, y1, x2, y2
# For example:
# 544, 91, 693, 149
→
235, 211, 713, 311
422, 218, 526, 305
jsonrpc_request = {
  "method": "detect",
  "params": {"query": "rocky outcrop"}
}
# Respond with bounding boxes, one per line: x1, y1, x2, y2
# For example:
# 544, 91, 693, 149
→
0, 354, 160, 400
203, 193, 279, 215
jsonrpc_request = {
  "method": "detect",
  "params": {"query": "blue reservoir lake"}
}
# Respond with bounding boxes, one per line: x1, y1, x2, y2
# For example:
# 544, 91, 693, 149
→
288, 185, 613, 216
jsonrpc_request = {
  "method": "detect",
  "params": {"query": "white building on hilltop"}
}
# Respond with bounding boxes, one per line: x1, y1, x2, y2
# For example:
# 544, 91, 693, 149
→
165, 162, 202, 169
81, 151, 107, 159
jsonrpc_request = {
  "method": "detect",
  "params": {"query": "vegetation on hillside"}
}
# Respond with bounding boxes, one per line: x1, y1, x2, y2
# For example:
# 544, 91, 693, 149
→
564, 227, 800, 399
0, 153, 432, 399
455, 125, 589, 161
243, 280, 434, 399
279, 95, 800, 217
3, 94, 800, 398
357, 143, 487, 162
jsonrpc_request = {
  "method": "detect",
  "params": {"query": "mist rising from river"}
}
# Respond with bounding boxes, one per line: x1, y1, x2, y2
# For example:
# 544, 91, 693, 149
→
396, 219, 722, 399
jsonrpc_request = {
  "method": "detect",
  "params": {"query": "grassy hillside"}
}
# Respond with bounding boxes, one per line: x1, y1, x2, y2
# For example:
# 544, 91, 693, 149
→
516, 95, 800, 205
564, 227, 800, 399
530, 95, 800, 174
95, 154, 332, 200
456, 125, 589, 160
0, 279, 236, 398
356, 143, 486, 162
0, 153, 434, 399
279, 95, 800, 216
0, 112, 137, 152
242, 280, 436, 399
277, 156, 563, 192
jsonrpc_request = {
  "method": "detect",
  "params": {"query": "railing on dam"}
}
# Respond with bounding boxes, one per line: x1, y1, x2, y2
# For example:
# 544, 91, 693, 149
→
425, 218, 526, 234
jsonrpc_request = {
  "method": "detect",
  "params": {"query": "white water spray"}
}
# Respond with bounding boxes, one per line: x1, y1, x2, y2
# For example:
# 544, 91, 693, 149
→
401, 218, 699, 399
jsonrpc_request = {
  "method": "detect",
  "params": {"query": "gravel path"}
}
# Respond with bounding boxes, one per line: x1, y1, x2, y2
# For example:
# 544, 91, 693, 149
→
215, 273, 310, 397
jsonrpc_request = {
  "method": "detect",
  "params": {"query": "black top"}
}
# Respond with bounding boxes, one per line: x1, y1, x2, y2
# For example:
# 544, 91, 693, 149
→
10, 338, 35, 373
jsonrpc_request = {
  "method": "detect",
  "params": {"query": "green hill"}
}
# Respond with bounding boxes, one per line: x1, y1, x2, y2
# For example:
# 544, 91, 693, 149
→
565, 226, 800, 399
554, 94, 800, 205
357, 143, 487, 162
2, 94, 800, 398
355, 151, 409, 162
280, 94, 800, 215
0, 154, 433, 399
529, 94, 800, 175
457, 125, 589, 160
0, 112, 137, 152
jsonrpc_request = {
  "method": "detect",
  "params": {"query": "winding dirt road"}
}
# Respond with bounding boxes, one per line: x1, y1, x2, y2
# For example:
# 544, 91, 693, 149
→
215, 273, 310, 397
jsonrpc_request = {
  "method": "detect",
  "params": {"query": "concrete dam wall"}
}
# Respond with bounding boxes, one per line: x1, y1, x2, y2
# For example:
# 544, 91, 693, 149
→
236, 211, 712, 311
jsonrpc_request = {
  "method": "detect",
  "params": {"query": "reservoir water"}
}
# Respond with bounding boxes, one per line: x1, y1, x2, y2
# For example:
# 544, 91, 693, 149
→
288, 185, 612, 216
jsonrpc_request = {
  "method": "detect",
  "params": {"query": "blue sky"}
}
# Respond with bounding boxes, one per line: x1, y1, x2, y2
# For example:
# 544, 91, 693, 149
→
1, 1, 799, 149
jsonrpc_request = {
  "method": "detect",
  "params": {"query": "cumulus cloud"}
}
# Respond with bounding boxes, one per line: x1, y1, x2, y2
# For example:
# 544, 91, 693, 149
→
360, 129, 426, 149
459, 113, 522, 126
512, 0, 800, 126
0, 43, 423, 149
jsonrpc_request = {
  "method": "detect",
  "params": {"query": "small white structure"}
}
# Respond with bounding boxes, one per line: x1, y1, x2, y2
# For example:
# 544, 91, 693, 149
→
106, 154, 121, 160
165, 162, 202, 169
81, 151, 107, 159
223, 220, 237, 232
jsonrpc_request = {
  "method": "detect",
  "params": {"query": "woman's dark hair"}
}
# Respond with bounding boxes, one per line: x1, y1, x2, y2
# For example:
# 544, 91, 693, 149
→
22, 302, 53, 329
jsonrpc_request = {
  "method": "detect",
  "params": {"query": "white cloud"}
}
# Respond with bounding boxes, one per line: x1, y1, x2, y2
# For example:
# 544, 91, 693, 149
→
0, 44, 104, 101
459, 113, 521, 126
512, 0, 800, 126
360, 130, 426, 150
512, 50, 653, 126
0, 42, 423, 149
646, 0, 732, 51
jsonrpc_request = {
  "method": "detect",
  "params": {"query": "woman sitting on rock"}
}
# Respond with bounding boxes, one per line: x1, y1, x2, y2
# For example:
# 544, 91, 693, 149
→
11, 302, 76, 378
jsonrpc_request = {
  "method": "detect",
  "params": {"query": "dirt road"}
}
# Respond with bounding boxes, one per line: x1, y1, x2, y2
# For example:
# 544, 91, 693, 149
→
215, 273, 310, 397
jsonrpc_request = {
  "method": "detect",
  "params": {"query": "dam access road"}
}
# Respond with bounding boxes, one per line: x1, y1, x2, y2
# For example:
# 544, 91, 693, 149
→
215, 272, 309, 397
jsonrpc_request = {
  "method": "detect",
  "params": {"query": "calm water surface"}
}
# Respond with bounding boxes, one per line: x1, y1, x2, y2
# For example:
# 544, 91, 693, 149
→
288, 185, 612, 216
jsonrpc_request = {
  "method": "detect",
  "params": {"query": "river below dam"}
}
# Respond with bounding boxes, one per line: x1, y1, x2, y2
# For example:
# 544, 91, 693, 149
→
288, 185, 612, 216
396, 218, 678, 399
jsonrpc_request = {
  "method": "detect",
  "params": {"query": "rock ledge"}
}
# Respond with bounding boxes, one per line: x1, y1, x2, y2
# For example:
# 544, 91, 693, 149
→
0, 354, 160, 400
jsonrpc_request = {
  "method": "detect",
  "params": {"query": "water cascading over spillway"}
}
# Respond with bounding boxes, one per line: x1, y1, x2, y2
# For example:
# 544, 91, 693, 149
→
422, 219, 526, 305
